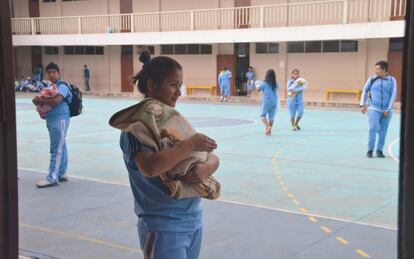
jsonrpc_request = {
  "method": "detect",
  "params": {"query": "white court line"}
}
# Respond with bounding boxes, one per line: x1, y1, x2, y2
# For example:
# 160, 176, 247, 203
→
388, 138, 400, 164
19, 130, 118, 144
20, 168, 397, 231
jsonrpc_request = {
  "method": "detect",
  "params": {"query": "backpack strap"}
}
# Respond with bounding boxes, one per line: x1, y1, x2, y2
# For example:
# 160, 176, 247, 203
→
367, 76, 380, 101
58, 81, 72, 106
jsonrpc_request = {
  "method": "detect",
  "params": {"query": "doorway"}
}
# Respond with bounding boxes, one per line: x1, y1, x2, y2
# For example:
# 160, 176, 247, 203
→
234, 43, 250, 96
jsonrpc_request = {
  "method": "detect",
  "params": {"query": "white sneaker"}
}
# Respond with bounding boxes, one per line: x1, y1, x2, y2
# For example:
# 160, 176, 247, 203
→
36, 179, 59, 188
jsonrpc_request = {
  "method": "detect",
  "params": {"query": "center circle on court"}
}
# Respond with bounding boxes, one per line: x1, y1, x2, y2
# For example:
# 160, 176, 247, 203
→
187, 117, 255, 128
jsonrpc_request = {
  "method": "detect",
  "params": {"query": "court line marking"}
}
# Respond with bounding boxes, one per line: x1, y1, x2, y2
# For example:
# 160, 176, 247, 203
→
216, 151, 398, 174
272, 144, 372, 258
336, 237, 350, 245
19, 130, 118, 144
20, 223, 142, 254
387, 138, 400, 164
19, 167, 398, 231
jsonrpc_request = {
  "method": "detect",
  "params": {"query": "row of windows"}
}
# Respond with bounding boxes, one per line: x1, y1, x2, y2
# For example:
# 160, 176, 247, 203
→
45, 42, 358, 56
288, 40, 358, 53
161, 45, 212, 55
45, 46, 157, 56
64, 46, 104, 55
255, 41, 358, 54
44, 0, 83, 2
256, 43, 279, 54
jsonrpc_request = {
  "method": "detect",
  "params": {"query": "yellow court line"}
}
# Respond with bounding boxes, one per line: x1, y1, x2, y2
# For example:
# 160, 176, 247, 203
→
299, 208, 308, 214
279, 181, 285, 185
292, 199, 300, 205
287, 193, 294, 198
282, 187, 289, 192
20, 223, 142, 254
320, 226, 332, 233
308, 216, 318, 223
355, 249, 371, 258
336, 237, 349, 245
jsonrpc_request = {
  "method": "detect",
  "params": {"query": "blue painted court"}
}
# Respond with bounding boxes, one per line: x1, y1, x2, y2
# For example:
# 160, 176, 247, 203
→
17, 95, 400, 259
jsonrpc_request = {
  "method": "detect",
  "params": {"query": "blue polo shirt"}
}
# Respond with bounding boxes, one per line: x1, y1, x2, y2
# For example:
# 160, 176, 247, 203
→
257, 81, 278, 106
45, 79, 72, 121
120, 132, 202, 233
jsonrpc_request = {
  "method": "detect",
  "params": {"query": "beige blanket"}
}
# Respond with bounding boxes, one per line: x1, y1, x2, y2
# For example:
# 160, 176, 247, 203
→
109, 98, 220, 200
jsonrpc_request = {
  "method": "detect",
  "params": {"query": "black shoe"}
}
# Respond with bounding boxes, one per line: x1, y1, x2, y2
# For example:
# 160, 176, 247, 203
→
367, 150, 373, 158
296, 125, 301, 130
376, 151, 385, 158
59, 176, 69, 182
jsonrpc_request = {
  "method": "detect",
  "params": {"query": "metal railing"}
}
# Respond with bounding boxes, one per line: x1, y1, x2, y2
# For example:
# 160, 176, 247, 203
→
11, 0, 407, 35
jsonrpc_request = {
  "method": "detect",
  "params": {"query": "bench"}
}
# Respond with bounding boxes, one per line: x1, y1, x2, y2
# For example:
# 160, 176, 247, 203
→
187, 85, 216, 96
325, 89, 362, 101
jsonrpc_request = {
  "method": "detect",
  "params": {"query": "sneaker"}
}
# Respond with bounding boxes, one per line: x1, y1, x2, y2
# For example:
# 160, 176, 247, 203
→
292, 126, 297, 131
376, 151, 385, 158
367, 150, 373, 158
220, 96, 224, 102
36, 179, 59, 188
296, 125, 301, 130
59, 176, 69, 182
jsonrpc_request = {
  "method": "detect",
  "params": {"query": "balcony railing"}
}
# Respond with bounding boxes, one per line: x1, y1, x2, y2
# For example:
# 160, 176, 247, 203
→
11, 0, 407, 35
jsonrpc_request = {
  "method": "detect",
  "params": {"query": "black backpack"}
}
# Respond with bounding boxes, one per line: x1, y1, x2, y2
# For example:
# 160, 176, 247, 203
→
62, 82, 83, 117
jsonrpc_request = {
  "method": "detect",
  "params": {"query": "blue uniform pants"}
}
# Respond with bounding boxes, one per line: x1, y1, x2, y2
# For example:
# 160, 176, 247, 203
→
367, 109, 392, 152
138, 219, 202, 259
220, 85, 230, 97
261, 103, 277, 122
288, 100, 304, 119
46, 118, 70, 182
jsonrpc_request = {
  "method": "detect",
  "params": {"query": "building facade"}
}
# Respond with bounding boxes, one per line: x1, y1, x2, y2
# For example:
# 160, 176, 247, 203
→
11, 0, 406, 101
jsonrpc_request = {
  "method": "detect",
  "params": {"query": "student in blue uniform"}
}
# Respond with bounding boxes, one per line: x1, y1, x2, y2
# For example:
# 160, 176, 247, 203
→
218, 67, 232, 102
287, 69, 306, 131
114, 51, 219, 259
32, 63, 72, 187
360, 60, 397, 158
245, 66, 255, 97
256, 69, 279, 136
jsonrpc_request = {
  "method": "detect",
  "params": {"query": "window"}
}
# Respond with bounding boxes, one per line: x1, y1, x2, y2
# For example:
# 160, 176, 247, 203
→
174, 45, 187, 55
64, 46, 104, 55
43, 0, 56, 2
340, 40, 358, 52
305, 41, 322, 53
287, 41, 358, 53
256, 43, 267, 54
200, 45, 212, 54
74, 46, 85, 55
95, 47, 104, 55
64, 46, 74, 55
161, 44, 212, 55
288, 42, 305, 53
187, 44, 200, 54
85, 46, 95, 55
268, 43, 279, 53
161, 45, 173, 55
256, 43, 279, 54
45, 47, 58, 55
323, 41, 340, 52
389, 38, 404, 52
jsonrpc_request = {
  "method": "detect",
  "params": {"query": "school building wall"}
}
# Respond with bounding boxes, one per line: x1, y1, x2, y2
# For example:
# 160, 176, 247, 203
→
13, 38, 389, 101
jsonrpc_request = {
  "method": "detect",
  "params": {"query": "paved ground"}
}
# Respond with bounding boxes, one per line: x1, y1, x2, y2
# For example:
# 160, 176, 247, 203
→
16, 96, 400, 258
